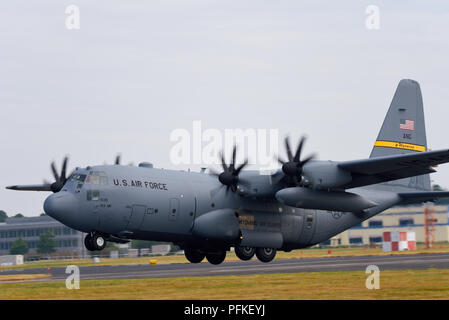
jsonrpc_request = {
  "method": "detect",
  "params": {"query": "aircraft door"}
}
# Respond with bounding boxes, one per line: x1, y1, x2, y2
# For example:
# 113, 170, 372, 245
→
127, 205, 146, 231
140, 187, 195, 235
166, 189, 195, 234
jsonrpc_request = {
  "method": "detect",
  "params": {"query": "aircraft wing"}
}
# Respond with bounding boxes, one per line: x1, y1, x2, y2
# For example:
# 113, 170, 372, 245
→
338, 149, 449, 189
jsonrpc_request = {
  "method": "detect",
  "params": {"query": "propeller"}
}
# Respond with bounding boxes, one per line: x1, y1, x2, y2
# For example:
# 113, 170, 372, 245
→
276, 136, 315, 186
209, 145, 249, 196
6, 156, 73, 193
49, 156, 72, 193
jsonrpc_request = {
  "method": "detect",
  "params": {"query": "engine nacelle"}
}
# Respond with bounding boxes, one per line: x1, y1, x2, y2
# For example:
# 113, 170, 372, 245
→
302, 161, 352, 189
275, 187, 377, 212
192, 209, 240, 242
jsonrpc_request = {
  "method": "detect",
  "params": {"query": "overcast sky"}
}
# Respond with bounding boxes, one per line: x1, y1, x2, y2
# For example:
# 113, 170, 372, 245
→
1, 1, 449, 216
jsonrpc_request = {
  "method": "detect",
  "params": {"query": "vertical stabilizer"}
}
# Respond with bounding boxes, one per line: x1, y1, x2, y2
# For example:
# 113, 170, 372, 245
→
370, 79, 430, 191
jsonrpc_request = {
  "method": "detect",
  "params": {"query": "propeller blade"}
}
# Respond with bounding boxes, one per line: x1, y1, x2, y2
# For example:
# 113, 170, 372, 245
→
235, 159, 248, 175
294, 136, 306, 163
231, 145, 237, 170
285, 137, 293, 161
300, 153, 316, 167
219, 151, 228, 172
6, 184, 52, 192
60, 156, 69, 182
51, 162, 60, 182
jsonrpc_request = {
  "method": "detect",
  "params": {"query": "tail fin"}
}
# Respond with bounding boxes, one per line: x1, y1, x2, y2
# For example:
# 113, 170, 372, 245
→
370, 79, 431, 191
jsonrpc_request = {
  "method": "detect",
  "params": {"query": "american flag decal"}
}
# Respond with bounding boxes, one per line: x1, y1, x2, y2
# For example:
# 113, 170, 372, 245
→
400, 119, 414, 131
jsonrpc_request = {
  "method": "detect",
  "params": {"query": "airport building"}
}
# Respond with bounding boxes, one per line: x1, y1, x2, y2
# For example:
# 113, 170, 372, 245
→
1, 205, 448, 256
329, 205, 449, 246
0, 215, 86, 257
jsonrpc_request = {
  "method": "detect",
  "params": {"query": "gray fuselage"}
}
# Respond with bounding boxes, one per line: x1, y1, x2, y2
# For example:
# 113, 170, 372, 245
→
44, 164, 399, 251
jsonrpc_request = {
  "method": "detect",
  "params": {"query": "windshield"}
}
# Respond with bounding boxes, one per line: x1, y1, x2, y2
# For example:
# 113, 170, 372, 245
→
70, 173, 87, 182
86, 171, 108, 185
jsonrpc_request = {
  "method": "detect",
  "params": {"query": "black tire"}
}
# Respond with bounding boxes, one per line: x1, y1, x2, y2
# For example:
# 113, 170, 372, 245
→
184, 248, 205, 263
255, 247, 276, 263
206, 251, 226, 265
234, 246, 255, 261
92, 234, 106, 251
84, 234, 95, 251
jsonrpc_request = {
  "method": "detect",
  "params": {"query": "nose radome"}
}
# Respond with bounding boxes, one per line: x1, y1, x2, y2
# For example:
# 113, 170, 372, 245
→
44, 192, 78, 222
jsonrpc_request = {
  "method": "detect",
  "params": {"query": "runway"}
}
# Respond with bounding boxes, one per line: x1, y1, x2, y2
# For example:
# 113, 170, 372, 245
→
2, 253, 449, 283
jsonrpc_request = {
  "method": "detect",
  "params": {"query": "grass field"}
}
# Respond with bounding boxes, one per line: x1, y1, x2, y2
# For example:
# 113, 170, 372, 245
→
2, 244, 449, 271
0, 269, 448, 299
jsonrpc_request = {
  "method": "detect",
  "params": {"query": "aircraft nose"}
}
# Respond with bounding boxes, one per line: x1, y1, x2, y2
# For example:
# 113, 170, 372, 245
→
44, 192, 79, 222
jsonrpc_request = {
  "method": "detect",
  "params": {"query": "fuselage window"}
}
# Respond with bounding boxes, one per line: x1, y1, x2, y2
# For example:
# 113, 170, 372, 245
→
87, 190, 100, 201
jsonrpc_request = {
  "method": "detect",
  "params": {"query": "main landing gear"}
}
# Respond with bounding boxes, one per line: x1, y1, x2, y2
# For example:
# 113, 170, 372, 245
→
84, 233, 107, 251
184, 248, 227, 265
235, 246, 276, 263
184, 246, 277, 265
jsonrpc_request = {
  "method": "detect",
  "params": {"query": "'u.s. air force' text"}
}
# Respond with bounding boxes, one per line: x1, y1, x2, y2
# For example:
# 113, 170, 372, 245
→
113, 179, 168, 190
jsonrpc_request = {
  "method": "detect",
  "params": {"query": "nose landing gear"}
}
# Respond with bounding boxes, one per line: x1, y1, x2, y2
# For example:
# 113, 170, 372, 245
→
84, 233, 107, 251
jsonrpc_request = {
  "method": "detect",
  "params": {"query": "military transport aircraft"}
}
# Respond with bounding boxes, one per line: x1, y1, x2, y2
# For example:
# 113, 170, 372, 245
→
7, 79, 449, 264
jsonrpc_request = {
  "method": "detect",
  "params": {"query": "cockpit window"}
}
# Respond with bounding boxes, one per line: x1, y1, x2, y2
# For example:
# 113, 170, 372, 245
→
86, 171, 108, 185
71, 174, 87, 182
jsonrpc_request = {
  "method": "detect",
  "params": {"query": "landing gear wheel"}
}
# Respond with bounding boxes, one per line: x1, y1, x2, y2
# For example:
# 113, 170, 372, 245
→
206, 251, 226, 265
84, 234, 95, 251
235, 246, 255, 261
255, 248, 276, 263
92, 234, 107, 251
184, 248, 205, 263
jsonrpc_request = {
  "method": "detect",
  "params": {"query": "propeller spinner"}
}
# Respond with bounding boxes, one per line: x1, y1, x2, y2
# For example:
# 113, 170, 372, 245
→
277, 136, 315, 186
210, 145, 249, 194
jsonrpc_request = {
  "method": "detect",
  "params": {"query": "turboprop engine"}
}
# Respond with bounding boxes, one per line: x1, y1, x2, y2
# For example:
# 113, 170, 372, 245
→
275, 187, 378, 212
301, 161, 352, 189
